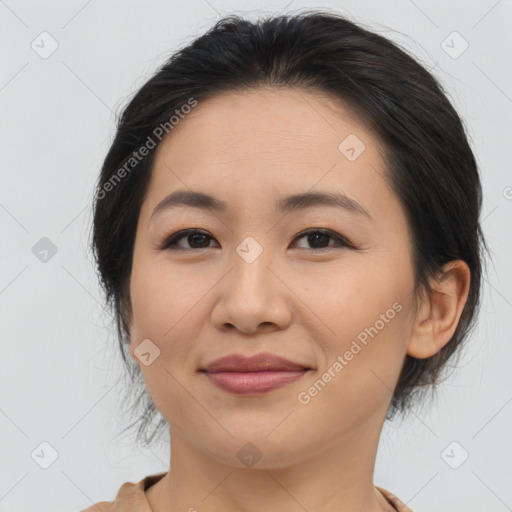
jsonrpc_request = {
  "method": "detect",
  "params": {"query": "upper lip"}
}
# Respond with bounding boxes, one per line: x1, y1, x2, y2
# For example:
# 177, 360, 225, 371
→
200, 353, 311, 373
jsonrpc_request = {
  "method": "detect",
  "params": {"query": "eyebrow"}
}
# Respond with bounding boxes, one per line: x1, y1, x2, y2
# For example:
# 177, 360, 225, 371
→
150, 189, 372, 221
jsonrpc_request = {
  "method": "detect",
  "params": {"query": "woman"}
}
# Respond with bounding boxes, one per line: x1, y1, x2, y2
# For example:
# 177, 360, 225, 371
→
83, 10, 487, 512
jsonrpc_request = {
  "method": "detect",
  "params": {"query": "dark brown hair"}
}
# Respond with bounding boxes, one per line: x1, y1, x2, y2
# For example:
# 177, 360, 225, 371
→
90, 10, 489, 446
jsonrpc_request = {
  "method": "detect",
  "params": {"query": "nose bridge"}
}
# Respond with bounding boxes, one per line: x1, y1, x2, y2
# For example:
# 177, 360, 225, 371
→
212, 233, 291, 333
230, 234, 274, 299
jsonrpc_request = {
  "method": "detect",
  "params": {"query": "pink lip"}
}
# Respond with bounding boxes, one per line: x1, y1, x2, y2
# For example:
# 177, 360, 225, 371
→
204, 370, 309, 395
199, 352, 312, 395
201, 352, 310, 372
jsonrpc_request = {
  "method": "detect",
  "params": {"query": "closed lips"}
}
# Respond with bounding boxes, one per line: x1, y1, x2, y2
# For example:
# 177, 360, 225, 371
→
200, 353, 312, 373
199, 353, 313, 395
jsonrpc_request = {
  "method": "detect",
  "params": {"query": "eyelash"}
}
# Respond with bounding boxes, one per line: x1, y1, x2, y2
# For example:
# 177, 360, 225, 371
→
156, 228, 355, 252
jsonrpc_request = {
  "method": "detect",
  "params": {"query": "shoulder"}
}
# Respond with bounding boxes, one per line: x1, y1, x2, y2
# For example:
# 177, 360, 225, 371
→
376, 486, 414, 512
80, 498, 115, 512
80, 493, 122, 511
79, 473, 166, 512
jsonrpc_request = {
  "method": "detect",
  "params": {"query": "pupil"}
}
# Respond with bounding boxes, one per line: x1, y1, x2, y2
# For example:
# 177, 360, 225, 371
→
189, 233, 209, 248
309, 233, 329, 248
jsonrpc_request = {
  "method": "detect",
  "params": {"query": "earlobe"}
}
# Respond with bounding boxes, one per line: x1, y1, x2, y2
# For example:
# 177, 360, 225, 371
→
406, 260, 471, 359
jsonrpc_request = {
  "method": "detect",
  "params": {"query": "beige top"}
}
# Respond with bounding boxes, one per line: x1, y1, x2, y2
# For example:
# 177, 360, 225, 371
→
81, 472, 414, 511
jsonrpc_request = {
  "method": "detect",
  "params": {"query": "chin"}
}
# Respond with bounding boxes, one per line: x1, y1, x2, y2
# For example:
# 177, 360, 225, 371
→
200, 432, 308, 470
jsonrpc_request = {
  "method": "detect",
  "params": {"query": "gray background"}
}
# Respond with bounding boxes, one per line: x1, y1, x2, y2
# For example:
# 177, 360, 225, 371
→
1, 1, 511, 511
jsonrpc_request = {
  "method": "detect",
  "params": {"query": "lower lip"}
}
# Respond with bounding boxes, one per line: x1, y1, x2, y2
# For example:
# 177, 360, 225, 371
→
202, 370, 309, 395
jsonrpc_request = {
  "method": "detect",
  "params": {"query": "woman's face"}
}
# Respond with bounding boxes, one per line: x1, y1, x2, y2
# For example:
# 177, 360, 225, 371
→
128, 87, 418, 467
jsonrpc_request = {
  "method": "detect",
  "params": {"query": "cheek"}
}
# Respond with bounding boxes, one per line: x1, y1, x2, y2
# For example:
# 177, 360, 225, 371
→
298, 259, 412, 383
129, 256, 207, 341
297, 287, 409, 430
300, 259, 404, 333
129, 259, 203, 424
128, 261, 207, 415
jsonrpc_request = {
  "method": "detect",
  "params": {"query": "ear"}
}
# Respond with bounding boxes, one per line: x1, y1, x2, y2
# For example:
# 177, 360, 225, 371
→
407, 260, 471, 359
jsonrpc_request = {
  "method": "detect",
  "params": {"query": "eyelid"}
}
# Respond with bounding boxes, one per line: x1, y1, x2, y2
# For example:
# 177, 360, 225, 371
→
156, 227, 356, 252
293, 228, 354, 249
154, 228, 214, 251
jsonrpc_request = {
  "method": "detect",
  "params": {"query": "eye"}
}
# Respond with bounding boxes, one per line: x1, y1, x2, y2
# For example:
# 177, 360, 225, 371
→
157, 228, 353, 251
157, 229, 217, 251
292, 229, 353, 251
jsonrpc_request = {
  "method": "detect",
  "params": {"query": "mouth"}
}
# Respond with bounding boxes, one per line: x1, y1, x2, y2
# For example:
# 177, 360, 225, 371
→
198, 352, 313, 395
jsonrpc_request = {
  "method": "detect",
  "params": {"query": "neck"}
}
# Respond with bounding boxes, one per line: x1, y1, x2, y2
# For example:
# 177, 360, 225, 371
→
145, 410, 395, 512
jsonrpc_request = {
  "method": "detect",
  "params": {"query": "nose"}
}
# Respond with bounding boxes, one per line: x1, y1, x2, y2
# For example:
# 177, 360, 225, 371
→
210, 240, 293, 335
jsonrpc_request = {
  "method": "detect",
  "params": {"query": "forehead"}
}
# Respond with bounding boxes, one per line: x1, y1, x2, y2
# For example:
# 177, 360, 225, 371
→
142, 87, 398, 225
155, 87, 378, 166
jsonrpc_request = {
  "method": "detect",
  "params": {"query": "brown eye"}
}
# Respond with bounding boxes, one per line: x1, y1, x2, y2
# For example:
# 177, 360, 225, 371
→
292, 229, 352, 250
159, 229, 217, 250
157, 228, 353, 252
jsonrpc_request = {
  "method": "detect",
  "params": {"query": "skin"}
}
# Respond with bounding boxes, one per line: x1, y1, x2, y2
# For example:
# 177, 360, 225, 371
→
128, 87, 471, 512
